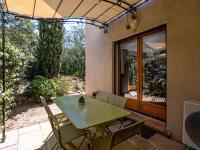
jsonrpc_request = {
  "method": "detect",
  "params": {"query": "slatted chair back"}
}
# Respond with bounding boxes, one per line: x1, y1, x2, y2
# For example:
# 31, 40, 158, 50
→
48, 113, 61, 143
40, 96, 61, 143
108, 94, 127, 109
110, 120, 145, 148
96, 91, 127, 109
96, 90, 110, 103
40, 96, 53, 116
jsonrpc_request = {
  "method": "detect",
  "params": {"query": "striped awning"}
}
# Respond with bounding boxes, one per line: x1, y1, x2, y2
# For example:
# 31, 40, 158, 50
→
3, 0, 143, 25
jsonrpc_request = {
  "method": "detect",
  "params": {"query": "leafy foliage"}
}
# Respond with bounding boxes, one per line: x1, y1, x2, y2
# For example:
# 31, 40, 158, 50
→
5, 15, 38, 51
0, 15, 37, 125
0, 40, 25, 120
2, 15, 38, 80
53, 76, 71, 96
143, 56, 166, 97
28, 76, 59, 102
61, 25, 85, 78
36, 21, 64, 78
24, 51, 39, 79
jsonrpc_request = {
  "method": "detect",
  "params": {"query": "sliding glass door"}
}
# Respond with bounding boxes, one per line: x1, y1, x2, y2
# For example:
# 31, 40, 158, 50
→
119, 39, 139, 110
114, 25, 167, 120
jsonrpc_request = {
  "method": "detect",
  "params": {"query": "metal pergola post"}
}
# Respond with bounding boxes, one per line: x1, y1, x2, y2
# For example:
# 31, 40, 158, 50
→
0, 0, 6, 142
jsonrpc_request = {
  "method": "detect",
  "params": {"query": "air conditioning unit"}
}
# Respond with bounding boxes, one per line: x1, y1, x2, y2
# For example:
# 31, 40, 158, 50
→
182, 100, 200, 150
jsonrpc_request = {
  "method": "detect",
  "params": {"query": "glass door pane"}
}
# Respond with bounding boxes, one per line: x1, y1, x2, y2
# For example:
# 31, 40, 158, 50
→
142, 31, 167, 106
120, 40, 138, 100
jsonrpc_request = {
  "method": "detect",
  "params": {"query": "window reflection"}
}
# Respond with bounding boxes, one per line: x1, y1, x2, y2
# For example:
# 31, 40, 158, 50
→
142, 31, 166, 105
120, 40, 138, 100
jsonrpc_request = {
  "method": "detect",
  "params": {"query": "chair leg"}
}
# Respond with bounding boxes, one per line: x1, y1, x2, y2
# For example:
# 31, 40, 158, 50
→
77, 136, 86, 150
105, 127, 112, 134
61, 145, 67, 150
68, 142, 77, 150
55, 145, 60, 150
88, 143, 93, 150
44, 130, 53, 143
52, 142, 58, 150
118, 121, 124, 129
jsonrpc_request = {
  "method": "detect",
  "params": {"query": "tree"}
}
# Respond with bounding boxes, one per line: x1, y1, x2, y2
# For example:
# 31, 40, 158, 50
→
4, 15, 38, 52
37, 21, 64, 78
61, 25, 85, 78
0, 15, 38, 79
0, 14, 37, 121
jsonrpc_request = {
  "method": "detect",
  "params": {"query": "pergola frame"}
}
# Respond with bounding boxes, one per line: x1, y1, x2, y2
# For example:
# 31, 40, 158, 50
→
2, 0, 150, 29
0, 0, 150, 142
0, 1, 6, 143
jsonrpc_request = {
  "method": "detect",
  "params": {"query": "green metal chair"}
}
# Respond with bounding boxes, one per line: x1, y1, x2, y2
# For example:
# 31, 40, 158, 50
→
107, 93, 127, 109
90, 120, 145, 150
40, 96, 69, 143
48, 113, 87, 150
40, 96, 68, 124
95, 91, 128, 134
40, 96, 87, 150
95, 91, 127, 109
95, 90, 110, 103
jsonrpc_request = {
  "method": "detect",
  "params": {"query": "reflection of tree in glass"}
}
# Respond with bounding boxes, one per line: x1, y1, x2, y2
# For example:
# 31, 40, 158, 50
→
128, 58, 137, 85
128, 58, 133, 86
144, 55, 166, 98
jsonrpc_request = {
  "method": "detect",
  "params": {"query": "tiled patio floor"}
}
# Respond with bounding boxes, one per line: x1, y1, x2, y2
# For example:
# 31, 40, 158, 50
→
0, 121, 91, 150
0, 122, 52, 150
0, 121, 185, 150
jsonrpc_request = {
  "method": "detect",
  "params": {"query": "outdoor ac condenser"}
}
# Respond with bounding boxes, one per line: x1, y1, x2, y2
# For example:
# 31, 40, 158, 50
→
182, 100, 200, 150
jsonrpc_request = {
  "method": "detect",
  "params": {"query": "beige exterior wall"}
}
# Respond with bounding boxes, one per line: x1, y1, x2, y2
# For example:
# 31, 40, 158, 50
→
85, 0, 200, 141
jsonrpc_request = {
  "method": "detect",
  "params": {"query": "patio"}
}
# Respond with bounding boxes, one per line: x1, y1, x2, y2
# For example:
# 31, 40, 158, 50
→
0, 0, 200, 149
0, 97, 185, 150
1, 119, 185, 150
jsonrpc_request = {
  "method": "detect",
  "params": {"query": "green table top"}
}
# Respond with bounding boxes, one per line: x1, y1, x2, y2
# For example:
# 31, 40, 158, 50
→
53, 95, 131, 129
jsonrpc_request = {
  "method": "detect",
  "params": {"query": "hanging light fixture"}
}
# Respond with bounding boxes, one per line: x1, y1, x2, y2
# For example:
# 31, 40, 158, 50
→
126, 13, 139, 32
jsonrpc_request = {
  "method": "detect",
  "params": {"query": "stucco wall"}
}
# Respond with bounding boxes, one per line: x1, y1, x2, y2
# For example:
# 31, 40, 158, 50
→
85, 0, 200, 141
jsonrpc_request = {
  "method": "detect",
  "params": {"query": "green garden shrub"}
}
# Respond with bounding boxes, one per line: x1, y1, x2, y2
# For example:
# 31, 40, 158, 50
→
28, 75, 59, 102
53, 76, 71, 96
0, 40, 25, 121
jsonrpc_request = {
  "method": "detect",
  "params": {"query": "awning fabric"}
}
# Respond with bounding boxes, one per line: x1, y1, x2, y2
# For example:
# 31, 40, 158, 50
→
3, 0, 142, 24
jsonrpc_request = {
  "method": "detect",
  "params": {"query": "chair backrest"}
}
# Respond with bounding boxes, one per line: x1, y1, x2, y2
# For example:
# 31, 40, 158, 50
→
48, 113, 61, 142
107, 94, 127, 109
40, 96, 61, 143
40, 96, 53, 116
110, 120, 145, 148
96, 91, 127, 109
96, 91, 110, 103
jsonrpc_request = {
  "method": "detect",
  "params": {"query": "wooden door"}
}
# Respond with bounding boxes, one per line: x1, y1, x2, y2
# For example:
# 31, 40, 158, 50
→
114, 25, 167, 120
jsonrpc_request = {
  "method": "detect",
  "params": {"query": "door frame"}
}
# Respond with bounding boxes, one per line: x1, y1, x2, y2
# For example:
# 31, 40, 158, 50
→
114, 25, 167, 120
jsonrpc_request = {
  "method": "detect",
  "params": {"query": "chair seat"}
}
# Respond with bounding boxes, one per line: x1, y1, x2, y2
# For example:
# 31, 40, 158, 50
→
55, 113, 68, 124
60, 122, 85, 145
91, 135, 156, 150
113, 135, 157, 150
91, 119, 123, 137
91, 135, 112, 150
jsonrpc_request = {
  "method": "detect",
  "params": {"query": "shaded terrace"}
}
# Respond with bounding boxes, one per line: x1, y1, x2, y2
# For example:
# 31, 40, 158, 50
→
0, 0, 200, 150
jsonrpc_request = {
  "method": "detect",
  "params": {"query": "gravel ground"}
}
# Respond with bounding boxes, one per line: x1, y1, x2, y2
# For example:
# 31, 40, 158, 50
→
6, 75, 85, 131
6, 103, 61, 131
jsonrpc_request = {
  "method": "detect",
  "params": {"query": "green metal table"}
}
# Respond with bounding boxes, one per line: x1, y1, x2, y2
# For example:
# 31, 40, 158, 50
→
53, 95, 131, 129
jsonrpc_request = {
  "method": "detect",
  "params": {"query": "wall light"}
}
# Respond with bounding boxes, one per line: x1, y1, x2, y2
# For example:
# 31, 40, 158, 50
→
126, 14, 139, 32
